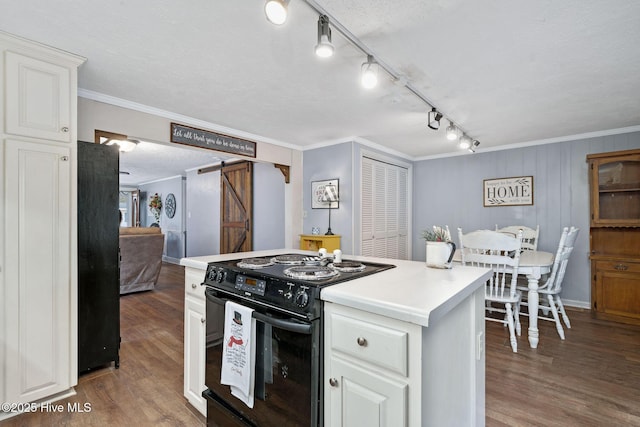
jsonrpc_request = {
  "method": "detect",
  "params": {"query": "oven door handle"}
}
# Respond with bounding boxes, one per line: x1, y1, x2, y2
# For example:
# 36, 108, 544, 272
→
206, 291, 313, 335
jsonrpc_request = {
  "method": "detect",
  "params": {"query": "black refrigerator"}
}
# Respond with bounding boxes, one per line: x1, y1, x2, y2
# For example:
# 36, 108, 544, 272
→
77, 141, 120, 372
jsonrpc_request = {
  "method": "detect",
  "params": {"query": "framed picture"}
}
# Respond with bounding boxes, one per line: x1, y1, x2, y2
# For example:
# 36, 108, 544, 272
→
483, 176, 534, 207
311, 179, 339, 209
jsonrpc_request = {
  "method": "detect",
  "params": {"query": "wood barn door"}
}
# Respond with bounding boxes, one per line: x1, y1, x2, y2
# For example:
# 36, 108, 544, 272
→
220, 161, 253, 253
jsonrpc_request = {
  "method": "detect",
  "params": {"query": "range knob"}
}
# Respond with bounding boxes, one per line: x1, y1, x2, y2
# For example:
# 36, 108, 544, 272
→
294, 290, 309, 308
216, 270, 226, 283
207, 269, 217, 282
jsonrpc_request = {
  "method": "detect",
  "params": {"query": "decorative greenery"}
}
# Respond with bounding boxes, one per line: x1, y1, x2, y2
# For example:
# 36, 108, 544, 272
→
148, 193, 162, 223
421, 225, 452, 242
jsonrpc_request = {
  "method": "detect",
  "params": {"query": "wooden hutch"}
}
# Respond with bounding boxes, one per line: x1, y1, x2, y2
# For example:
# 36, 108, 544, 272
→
587, 148, 640, 325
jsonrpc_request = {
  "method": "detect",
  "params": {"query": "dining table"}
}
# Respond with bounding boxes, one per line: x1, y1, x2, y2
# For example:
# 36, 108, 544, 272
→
453, 249, 555, 349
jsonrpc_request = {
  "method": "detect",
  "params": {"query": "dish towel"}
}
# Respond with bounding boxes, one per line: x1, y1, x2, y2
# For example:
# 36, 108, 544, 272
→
220, 301, 256, 408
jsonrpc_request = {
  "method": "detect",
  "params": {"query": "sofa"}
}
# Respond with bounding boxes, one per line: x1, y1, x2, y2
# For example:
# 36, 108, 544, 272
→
119, 227, 165, 294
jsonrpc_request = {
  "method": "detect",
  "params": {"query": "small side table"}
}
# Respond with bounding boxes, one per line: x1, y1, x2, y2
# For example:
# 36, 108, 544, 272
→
300, 234, 341, 252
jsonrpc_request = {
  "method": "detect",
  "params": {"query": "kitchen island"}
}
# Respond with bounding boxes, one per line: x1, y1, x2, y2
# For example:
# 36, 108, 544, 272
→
181, 249, 490, 426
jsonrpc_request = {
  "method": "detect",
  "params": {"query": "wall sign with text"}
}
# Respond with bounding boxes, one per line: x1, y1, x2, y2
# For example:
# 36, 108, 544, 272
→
170, 123, 256, 158
483, 176, 533, 207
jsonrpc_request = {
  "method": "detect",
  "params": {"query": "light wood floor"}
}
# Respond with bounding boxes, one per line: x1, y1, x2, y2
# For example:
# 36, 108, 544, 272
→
2, 262, 639, 427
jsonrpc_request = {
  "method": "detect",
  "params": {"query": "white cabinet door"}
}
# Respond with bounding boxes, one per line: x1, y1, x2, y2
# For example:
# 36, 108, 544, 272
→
327, 356, 407, 427
3, 138, 72, 402
184, 295, 207, 416
5, 51, 72, 142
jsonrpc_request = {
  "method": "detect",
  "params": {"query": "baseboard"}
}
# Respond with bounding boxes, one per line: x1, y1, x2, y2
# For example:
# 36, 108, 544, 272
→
162, 256, 181, 265
562, 299, 591, 310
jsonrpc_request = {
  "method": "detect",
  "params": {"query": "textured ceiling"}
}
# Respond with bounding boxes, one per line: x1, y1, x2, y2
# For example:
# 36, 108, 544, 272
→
2, 0, 639, 184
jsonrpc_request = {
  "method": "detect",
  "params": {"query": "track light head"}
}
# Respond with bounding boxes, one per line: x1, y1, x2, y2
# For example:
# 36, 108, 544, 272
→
468, 140, 480, 153
361, 55, 378, 89
265, 0, 289, 25
458, 135, 472, 149
315, 15, 334, 58
446, 121, 458, 141
427, 108, 442, 130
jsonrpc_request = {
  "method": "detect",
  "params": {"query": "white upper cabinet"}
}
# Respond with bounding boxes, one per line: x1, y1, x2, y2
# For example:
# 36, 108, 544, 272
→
5, 50, 72, 142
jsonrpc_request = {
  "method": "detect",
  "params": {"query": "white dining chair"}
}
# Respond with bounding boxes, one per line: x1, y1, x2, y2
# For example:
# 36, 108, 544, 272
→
495, 224, 540, 251
458, 228, 523, 353
517, 226, 579, 339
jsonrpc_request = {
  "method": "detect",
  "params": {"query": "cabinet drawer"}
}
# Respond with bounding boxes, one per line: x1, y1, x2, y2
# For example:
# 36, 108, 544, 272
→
595, 261, 640, 273
185, 268, 206, 299
329, 312, 408, 376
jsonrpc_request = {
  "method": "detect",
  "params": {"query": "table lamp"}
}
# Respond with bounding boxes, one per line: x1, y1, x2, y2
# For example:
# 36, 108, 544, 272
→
322, 182, 339, 235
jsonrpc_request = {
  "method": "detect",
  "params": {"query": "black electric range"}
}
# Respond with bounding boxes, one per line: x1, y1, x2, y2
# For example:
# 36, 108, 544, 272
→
202, 253, 395, 320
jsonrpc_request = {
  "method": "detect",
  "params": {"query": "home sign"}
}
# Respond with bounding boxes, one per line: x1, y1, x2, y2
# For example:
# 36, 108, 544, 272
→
483, 176, 533, 207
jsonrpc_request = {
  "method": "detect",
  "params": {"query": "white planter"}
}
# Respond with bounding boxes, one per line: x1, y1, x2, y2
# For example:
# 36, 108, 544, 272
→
425, 241, 456, 269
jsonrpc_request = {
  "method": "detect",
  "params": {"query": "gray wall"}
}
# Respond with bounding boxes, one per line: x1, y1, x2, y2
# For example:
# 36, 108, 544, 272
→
185, 168, 220, 257
139, 176, 185, 262
253, 162, 286, 251
300, 130, 640, 307
412, 131, 640, 307
185, 162, 286, 257
302, 142, 412, 256
303, 144, 354, 254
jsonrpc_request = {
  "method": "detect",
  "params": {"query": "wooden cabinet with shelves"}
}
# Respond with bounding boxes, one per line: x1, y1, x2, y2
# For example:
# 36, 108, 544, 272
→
587, 149, 640, 325
299, 234, 341, 252
588, 149, 640, 227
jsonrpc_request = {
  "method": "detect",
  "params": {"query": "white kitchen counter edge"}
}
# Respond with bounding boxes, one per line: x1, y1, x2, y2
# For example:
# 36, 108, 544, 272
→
321, 257, 491, 327
180, 250, 491, 328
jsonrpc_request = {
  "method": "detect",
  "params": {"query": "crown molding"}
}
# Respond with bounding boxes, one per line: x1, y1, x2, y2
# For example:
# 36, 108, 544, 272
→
78, 88, 300, 151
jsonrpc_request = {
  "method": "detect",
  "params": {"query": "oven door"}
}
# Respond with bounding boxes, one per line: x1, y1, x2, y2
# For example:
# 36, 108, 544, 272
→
204, 288, 320, 427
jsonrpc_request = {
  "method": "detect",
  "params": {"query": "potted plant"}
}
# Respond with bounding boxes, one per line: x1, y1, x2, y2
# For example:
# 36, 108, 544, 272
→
422, 225, 456, 269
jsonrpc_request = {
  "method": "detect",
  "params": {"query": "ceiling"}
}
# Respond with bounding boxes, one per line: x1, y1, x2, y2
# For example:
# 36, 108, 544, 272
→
2, 0, 640, 184
116, 140, 230, 187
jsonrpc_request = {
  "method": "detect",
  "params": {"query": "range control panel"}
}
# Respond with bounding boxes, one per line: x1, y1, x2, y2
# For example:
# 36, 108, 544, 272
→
203, 264, 320, 319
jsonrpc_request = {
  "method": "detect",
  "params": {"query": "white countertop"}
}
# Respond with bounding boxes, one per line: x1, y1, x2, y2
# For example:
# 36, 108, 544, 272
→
180, 250, 491, 328
180, 249, 317, 270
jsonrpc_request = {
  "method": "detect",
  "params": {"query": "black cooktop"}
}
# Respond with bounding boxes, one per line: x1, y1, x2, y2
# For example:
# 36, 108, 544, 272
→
207, 253, 395, 288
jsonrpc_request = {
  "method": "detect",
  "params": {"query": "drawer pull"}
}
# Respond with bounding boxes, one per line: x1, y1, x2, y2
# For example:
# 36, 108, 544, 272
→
201, 317, 206, 323
192, 283, 197, 288
329, 378, 338, 387
615, 264, 628, 271
356, 337, 367, 347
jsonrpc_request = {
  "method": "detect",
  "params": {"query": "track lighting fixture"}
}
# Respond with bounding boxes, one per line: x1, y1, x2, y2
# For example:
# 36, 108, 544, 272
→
265, 0, 289, 25
468, 140, 480, 153
361, 55, 378, 89
266, 3, 480, 153
427, 108, 442, 130
458, 135, 472, 150
446, 121, 458, 141
315, 15, 334, 58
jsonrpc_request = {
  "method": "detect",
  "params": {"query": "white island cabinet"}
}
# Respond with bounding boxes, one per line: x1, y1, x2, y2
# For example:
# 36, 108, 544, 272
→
180, 257, 231, 417
180, 251, 490, 426
322, 257, 489, 427
183, 267, 208, 416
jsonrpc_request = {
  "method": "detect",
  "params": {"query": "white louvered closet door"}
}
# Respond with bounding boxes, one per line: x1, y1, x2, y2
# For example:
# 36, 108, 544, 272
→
361, 157, 409, 259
